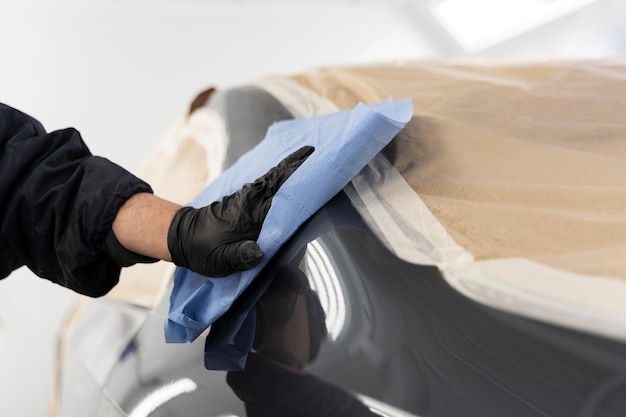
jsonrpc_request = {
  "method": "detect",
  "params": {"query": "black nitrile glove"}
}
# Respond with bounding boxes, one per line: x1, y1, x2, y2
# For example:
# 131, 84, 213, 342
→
167, 145, 314, 277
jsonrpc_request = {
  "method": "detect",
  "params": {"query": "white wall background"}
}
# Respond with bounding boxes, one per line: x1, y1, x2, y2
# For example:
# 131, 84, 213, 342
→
0, 0, 623, 416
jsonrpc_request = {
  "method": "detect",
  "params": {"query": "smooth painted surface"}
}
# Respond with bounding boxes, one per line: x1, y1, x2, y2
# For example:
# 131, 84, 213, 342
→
96, 192, 626, 416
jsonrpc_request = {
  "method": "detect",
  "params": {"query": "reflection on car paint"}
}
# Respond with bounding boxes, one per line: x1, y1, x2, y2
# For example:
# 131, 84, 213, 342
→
61, 191, 626, 417
303, 239, 347, 341
245, 193, 626, 417
128, 378, 198, 417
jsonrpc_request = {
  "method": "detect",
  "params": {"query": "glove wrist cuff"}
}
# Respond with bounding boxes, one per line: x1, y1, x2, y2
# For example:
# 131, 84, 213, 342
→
104, 230, 159, 267
167, 206, 196, 269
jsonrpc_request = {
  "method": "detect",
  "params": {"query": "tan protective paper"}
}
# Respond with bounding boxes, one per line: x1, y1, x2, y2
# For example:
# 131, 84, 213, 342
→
291, 62, 626, 281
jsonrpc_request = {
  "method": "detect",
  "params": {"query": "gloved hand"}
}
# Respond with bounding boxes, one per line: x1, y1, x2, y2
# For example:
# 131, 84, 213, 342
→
167, 145, 314, 277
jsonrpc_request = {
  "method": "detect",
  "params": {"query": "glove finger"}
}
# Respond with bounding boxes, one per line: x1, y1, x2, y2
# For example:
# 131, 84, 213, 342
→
208, 240, 265, 277
212, 146, 314, 239
218, 146, 314, 221
274, 145, 315, 172
261, 145, 315, 194
250, 146, 314, 223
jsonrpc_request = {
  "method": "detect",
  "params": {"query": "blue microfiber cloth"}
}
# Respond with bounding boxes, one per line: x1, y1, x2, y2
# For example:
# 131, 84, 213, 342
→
164, 98, 413, 368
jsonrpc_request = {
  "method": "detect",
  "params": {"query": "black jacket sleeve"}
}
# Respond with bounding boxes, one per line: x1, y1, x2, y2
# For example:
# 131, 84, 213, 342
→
0, 103, 153, 297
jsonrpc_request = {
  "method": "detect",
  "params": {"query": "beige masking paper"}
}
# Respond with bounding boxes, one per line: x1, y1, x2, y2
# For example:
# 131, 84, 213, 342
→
291, 62, 626, 282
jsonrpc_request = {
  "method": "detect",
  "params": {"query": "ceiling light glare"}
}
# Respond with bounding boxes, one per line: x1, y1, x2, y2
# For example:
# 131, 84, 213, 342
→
304, 240, 347, 341
432, 0, 597, 52
129, 378, 198, 417
357, 393, 420, 417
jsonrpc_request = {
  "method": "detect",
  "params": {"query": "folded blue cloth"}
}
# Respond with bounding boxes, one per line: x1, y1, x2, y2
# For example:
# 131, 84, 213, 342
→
165, 99, 413, 366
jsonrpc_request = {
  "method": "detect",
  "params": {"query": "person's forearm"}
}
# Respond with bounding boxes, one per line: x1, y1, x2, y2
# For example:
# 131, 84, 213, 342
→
111, 192, 181, 262
108, 146, 312, 276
